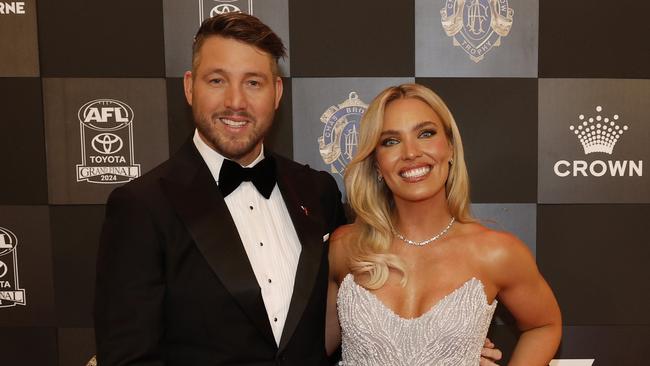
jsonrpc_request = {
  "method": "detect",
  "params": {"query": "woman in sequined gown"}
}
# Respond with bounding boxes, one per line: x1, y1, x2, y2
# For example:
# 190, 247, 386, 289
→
325, 84, 561, 366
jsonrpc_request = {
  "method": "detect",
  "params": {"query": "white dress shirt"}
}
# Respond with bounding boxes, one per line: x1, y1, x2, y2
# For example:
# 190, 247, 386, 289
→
193, 130, 301, 346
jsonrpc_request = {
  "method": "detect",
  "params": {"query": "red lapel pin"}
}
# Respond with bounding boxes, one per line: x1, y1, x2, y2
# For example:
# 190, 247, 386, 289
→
300, 205, 309, 216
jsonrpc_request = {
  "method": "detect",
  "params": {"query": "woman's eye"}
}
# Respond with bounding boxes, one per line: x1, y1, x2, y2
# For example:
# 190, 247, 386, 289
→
419, 130, 436, 138
381, 138, 399, 146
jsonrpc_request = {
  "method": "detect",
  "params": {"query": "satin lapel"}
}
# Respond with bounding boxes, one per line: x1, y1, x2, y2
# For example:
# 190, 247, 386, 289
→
275, 159, 324, 352
160, 143, 275, 346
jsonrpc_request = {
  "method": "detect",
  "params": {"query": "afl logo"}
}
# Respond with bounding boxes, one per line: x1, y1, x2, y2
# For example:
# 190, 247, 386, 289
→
318, 92, 368, 177
78, 99, 134, 132
76, 98, 141, 184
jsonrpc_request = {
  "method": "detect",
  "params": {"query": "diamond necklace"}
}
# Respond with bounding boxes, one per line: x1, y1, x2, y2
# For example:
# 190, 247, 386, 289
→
394, 217, 455, 246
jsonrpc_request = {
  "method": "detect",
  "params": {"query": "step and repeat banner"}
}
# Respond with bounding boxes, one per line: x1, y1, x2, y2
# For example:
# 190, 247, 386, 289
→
1, 1, 649, 365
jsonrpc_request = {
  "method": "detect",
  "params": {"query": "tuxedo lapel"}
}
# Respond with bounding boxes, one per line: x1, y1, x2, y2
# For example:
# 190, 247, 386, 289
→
160, 142, 275, 346
275, 158, 325, 352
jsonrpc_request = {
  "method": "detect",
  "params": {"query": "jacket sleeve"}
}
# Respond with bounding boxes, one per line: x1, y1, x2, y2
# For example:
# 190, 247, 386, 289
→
94, 186, 166, 366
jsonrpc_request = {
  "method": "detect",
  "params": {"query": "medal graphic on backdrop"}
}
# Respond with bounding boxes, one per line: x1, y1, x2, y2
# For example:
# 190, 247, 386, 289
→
553, 106, 643, 178
198, 0, 253, 25
0, 227, 26, 308
318, 92, 368, 177
76, 99, 141, 184
440, 0, 514, 62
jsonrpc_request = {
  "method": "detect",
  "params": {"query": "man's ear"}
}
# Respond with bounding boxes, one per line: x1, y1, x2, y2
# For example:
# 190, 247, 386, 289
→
274, 76, 283, 109
183, 71, 194, 106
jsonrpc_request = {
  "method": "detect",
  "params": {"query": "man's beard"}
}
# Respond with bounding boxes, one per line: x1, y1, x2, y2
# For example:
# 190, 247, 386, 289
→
194, 110, 271, 161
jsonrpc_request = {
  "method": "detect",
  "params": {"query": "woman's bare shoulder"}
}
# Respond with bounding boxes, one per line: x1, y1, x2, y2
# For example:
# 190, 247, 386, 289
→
459, 222, 537, 286
331, 223, 357, 243
457, 222, 532, 263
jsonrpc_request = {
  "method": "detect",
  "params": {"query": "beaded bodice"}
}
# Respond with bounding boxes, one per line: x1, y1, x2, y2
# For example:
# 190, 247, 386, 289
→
337, 274, 496, 366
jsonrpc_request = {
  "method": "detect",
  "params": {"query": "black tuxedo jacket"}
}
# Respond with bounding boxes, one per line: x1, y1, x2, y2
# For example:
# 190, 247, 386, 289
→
94, 140, 346, 366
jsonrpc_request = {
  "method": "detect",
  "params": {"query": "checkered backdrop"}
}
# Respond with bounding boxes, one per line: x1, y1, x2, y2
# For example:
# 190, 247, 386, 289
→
1, 1, 649, 365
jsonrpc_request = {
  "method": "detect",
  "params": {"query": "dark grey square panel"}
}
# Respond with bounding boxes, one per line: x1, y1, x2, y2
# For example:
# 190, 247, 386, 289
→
538, 204, 650, 325
0, 206, 55, 326
488, 325, 650, 366
0, 78, 48, 205
289, 0, 414, 77
0, 327, 57, 365
38, 0, 165, 77
552, 326, 649, 366
540, 0, 650, 78
163, 0, 291, 77
0, 0, 39, 76
539, 79, 650, 203
51, 205, 104, 327
416, 0, 538, 77
417, 78, 538, 203
43, 78, 169, 204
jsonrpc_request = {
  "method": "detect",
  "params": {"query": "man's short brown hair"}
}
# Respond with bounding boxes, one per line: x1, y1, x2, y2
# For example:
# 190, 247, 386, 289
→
192, 12, 286, 76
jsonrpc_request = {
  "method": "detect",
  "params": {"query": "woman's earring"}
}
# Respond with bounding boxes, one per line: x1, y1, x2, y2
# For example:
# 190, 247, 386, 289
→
377, 174, 383, 182
449, 158, 454, 165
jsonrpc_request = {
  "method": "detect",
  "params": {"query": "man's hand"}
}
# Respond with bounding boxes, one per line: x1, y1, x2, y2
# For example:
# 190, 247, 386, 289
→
480, 338, 503, 366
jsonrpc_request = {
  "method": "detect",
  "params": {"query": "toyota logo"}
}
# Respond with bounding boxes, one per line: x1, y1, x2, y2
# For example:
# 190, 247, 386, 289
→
210, 4, 241, 16
91, 133, 123, 154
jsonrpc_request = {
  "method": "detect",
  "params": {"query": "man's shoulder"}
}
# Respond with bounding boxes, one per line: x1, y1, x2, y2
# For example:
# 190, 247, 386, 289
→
272, 153, 332, 179
273, 153, 339, 190
111, 141, 200, 198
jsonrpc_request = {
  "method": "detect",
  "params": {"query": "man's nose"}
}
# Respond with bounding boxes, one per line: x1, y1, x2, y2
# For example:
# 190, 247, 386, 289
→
224, 84, 247, 110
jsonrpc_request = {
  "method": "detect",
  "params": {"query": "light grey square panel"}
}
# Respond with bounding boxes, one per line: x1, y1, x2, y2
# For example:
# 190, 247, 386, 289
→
292, 77, 414, 197
415, 0, 538, 77
163, 0, 290, 77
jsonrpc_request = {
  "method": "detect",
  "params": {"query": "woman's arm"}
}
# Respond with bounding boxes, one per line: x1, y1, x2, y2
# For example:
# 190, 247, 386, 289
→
325, 272, 342, 356
325, 225, 353, 355
487, 232, 562, 366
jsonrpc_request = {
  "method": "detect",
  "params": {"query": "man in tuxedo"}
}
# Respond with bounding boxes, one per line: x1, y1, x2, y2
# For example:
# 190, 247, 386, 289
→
95, 13, 346, 365
95, 12, 503, 366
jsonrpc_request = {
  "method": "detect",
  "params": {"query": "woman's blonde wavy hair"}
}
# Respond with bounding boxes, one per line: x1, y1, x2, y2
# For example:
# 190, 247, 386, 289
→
344, 83, 473, 289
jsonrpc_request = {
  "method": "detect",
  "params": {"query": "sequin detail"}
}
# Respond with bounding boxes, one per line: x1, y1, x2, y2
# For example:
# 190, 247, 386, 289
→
337, 274, 497, 366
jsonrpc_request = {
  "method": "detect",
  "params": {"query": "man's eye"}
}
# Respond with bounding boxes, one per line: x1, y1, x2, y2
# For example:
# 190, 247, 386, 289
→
248, 80, 261, 87
209, 78, 223, 85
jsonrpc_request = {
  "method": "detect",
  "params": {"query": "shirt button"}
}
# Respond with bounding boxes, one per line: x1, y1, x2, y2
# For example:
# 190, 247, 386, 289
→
260, 242, 264, 247
273, 317, 278, 322
249, 205, 254, 210
268, 278, 272, 283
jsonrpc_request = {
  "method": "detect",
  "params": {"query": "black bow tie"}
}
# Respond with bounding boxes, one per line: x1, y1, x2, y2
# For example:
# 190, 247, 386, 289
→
218, 156, 276, 199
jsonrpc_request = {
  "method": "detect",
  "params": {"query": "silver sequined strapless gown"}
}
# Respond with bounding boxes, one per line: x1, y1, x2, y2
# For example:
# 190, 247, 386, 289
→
337, 274, 497, 366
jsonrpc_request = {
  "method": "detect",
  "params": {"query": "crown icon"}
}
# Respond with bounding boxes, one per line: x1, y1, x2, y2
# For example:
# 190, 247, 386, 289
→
569, 106, 628, 155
